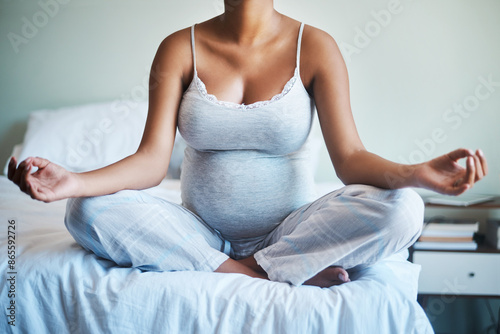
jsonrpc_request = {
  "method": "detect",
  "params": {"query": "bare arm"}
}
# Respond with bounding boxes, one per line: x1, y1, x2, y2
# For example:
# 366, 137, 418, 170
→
8, 29, 191, 201
74, 31, 189, 197
304, 26, 487, 194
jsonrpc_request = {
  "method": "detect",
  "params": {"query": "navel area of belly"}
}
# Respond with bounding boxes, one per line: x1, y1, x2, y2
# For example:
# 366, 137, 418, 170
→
181, 151, 307, 238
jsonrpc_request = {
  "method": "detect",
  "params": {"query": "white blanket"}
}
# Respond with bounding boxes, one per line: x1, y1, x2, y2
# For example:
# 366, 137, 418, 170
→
0, 176, 433, 333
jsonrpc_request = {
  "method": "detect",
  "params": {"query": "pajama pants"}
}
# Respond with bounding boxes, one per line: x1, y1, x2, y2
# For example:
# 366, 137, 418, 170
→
64, 184, 424, 286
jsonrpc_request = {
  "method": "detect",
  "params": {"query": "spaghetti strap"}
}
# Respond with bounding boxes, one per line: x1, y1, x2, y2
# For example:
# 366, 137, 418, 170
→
190, 24, 197, 75
296, 22, 305, 72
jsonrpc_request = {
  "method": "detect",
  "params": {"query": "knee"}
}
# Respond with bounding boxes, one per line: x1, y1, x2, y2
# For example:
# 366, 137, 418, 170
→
379, 188, 424, 243
64, 196, 109, 253
64, 190, 137, 232
64, 196, 102, 234
343, 185, 424, 242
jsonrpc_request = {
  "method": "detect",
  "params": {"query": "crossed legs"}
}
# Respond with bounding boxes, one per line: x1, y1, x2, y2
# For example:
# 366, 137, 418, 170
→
64, 184, 424, 288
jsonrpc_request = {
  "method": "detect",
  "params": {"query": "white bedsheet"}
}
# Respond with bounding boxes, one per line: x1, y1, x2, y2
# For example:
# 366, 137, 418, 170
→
0, 176, 433, 333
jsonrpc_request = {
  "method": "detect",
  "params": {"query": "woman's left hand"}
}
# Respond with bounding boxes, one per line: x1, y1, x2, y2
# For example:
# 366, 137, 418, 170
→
414, 148, 488, 195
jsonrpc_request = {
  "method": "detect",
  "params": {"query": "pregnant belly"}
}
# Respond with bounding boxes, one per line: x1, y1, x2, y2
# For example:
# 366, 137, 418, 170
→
180, 147, 315, 240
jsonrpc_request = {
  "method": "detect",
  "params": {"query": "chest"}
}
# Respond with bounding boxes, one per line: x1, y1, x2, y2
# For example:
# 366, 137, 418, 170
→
177, 76, 315, 156
193, 29, 311, 106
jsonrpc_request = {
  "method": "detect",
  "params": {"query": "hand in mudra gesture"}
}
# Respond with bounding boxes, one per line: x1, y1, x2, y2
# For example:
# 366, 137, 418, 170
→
414, 148, 488, 195
8, 156, 82, 203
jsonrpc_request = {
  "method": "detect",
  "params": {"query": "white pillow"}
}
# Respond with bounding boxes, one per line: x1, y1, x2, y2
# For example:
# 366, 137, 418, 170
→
4, 100, 185, 178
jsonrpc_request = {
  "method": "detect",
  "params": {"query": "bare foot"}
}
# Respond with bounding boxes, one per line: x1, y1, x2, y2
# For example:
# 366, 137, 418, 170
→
303, 266, 350, 288
217, 257, 350, 288
215, 258, 268, 280
237, 256, 268, 277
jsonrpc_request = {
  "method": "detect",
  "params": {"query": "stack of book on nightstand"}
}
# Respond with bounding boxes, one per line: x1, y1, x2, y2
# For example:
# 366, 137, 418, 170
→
414, 220, 479, 250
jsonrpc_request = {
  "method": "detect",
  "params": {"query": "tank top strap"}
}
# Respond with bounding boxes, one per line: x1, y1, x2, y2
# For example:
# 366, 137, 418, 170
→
190, 24, 197, 75
296, 22, 305, 72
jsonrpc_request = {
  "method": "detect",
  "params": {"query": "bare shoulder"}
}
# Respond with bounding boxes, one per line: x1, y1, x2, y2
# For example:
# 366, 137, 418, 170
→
300, 24, 347, 90
153, 27, 194, 88
157, 27, 191, 54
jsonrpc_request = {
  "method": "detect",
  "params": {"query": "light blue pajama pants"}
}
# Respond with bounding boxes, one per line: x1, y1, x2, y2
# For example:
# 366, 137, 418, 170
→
64, 184, 424, 286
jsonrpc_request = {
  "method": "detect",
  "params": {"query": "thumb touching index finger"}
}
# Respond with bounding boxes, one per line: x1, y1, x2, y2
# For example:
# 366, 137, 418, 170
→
447, 148, 474, 162
30, 157, 51, 169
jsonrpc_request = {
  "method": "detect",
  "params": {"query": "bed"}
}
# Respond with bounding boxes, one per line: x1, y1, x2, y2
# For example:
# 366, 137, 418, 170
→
0, 101, 434, 333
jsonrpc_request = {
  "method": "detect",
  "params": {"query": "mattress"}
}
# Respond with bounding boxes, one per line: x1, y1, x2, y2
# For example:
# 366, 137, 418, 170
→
0, 176, 433, 333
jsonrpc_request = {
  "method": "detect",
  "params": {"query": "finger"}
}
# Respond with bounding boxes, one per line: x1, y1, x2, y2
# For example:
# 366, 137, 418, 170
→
446, 157, 475, 196
472, 154, 484, 181
12, 158, 29, 185
31, 156, 51, 169
477, 149, 488, 176
7, 157, 17, 180
464, 156, 476, 187
447, 148, 474, 162
30, 157, 53, 177
19, 160, 33, 193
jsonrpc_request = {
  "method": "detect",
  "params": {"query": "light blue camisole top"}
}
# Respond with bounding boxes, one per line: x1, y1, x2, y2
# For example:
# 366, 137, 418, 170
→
178, 23, 317, 242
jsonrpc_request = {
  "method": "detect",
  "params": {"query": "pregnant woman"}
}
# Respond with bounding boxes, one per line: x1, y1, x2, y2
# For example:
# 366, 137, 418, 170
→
8, 0, 487, 287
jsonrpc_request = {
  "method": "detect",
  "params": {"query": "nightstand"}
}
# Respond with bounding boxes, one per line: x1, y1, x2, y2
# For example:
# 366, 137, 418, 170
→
411, 197, 500, 297
410, 197, 500, 333
412, 245, 500, 296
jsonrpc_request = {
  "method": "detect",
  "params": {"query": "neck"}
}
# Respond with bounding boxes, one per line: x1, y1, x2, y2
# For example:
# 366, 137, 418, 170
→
219, 0, 280, 45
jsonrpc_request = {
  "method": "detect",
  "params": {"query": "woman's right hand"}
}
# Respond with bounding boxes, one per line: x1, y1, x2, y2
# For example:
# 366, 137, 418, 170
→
7, 156, 82, 203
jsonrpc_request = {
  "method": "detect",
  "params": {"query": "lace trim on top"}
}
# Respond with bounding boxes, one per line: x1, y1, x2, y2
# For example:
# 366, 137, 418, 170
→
194, 68, 299, 110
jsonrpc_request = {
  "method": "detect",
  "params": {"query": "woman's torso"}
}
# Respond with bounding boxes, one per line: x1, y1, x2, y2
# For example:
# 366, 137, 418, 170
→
178, 21, 317, 242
